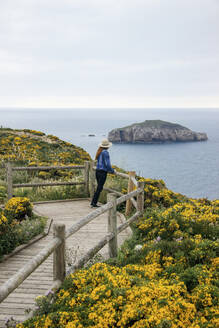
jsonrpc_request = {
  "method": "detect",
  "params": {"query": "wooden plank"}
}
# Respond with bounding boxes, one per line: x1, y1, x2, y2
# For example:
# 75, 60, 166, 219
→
0, 281, 51, 288
0, 303, 34, 309
125, 171, 136, 216
117, 211, 140, 234
0, 237, 61, 303
116, 188, 140, 205
65, 201, 113, 239
0, 314, 25, 320
0, 298, 35, 304
84, 161, 90, 196
107, 194, 118, 258
6, 162, 13, 199
12, 165, 85, 171
103, 187, 123, 196
0, 307, 31, 315
115, 171, 129, 179
53, 223, 66, 282
13, 181, 85, 188
137, 181, 145, 213
7, 288, 48, 294
130, 175, 138, 187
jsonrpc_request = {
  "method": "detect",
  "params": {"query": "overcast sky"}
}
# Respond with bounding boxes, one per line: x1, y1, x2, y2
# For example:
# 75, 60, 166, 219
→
0, 0, 219, 109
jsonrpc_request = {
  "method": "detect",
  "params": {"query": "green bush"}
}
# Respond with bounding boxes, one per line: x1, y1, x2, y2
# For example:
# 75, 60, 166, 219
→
0, 198, 46, 259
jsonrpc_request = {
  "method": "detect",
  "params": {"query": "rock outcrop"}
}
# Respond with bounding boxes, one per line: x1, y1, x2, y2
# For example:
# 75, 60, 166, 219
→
108, 120, 208, 144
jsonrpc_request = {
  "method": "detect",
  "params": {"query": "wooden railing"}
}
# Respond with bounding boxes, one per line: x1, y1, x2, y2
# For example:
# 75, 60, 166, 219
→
5, 162, 90, 199
0, 162, 145, 304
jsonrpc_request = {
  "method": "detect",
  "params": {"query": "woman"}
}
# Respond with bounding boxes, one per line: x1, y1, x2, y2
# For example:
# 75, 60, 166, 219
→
90, 139, 115, 207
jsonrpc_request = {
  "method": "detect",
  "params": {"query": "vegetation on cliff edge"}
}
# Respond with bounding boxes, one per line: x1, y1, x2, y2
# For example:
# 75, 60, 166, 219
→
0, 128, 91, 202
17, 177, 219, 328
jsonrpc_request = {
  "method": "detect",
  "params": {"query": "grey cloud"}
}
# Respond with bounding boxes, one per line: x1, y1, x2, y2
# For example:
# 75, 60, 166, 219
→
0, 0, 218, 107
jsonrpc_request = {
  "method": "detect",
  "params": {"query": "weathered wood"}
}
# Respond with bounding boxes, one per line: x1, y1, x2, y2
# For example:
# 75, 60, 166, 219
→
12, 165, 85, 171
6, 162, 13, 199
90, 160, 96, 199
114, 171, 129, 179
84, 161, 90, 196
65, 201, 113, 239
33, 198, 90, 205
130, 197, 138, 209
53, 224, 66, 282
50, 279, 62, 291
71, 232, 114, 271
125, 171, 136, 216
103, 187, 123, 196
117, 211, 141, 234
137, 181, 145, 213
104, 187, 137, 208
13, 181, 85, 188
92, 167, 129, 179
116, 188, 140, 206
130, 175, 138, 187
0, 237, 61, 303
107, 194, 118, 258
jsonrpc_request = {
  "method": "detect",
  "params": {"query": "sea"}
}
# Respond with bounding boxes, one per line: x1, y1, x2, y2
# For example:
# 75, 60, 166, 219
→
0, 108, 219, 200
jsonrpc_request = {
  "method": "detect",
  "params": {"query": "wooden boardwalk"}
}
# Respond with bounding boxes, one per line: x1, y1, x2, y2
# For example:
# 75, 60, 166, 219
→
0, 200, 131, 327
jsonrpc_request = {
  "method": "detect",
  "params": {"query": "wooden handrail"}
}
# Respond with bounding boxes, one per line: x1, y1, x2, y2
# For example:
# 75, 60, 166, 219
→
65, 201, 114, 239
103, 187, 123, 196
72, 211, 141, 272
116, 188, 140, 205
71, 232, 114, 271
12, 165, 85, 171
114, 171, 129, 179
13, 181, 85, 188
92, 166, 129, 179
130, 175, 138, 187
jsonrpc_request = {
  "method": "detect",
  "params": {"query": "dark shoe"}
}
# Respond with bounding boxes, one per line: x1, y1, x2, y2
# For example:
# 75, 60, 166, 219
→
91, 204, 100, 208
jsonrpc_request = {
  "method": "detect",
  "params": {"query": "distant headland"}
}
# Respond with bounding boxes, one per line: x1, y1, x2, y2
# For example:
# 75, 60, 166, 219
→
108, 120, 208, 144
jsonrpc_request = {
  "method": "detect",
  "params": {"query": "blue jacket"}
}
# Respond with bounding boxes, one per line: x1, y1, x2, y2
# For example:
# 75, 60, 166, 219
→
96, 150, 114, 173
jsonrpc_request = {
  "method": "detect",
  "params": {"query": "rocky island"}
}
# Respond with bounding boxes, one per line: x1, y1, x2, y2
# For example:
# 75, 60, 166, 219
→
108, 120, 208, 143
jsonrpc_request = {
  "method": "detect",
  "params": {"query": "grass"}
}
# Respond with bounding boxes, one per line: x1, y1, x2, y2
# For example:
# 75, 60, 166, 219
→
14, 214, 47, 245
118, 120, 188, 130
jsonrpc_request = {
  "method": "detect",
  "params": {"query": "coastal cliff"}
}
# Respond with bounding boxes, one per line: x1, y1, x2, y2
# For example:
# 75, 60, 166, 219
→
108, 120, 208, 143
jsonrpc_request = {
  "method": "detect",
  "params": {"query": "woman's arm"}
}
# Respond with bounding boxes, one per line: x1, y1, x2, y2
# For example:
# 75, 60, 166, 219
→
103, 151, 115, 173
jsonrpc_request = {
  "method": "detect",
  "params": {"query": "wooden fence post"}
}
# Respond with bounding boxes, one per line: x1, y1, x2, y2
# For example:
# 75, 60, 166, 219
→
53, 223, 66, 283
89, 160, 96, 199
107, 193, 118, 258
84, 161, 90, 197
6, 162, 13, 199
137, 181, 145, 213
125, 171, 136, 216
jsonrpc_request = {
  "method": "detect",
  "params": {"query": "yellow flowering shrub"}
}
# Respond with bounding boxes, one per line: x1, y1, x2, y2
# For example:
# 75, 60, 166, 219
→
137, 200, 219, 242
0, 212, 7, 226
16, 179, 219, 328
4, 197, 32, 222
0, 129, 90, 166
23, 129, 46, 136
139, 178, 187, 208
18, 263, 212, 328
0, 197, 46, 259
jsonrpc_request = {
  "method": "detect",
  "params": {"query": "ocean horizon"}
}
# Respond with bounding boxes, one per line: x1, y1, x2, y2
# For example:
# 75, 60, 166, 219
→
1, 107, 219, 200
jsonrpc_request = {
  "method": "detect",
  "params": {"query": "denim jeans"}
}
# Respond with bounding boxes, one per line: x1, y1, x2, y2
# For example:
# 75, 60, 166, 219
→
91, 170, 107, 205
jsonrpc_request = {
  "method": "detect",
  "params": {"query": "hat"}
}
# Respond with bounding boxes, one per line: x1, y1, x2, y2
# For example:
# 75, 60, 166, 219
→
99, 138, 112, 148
